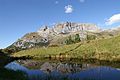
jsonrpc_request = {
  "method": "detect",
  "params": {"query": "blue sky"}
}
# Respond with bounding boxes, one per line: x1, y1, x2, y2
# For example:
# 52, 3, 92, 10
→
0, 0, 120, 48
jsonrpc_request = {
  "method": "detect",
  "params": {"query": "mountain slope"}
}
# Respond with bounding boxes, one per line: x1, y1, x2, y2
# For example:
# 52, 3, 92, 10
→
12, 34, 120, 61
6, 22, 120, 54
7, 22, 100, 51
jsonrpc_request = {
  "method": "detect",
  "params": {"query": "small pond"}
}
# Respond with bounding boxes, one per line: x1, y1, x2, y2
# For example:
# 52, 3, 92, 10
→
5, 59, 120, 80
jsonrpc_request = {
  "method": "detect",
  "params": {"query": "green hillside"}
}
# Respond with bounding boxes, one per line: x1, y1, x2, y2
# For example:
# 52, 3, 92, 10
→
12, 35, 120, 61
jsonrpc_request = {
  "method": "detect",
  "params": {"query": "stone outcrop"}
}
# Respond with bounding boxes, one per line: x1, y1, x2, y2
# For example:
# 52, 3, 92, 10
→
37, 22, 100, 36
53, 22, 100, 34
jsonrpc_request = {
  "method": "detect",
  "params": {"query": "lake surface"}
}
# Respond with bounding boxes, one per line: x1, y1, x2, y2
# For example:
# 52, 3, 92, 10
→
5, 59, 120, 80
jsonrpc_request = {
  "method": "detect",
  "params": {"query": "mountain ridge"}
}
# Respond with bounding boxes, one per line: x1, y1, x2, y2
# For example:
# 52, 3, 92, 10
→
13, 22, 100, 47
5, 22, 120, 53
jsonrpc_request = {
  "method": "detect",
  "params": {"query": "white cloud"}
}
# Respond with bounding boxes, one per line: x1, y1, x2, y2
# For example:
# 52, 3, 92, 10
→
55, 1, 59, 4
106, 13, 120, 25
79, 0, 85, 3
65, 5, 73, 13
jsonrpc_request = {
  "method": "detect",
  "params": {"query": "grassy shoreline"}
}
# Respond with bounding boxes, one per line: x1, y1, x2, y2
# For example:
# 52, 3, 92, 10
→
12, 35, 120, 62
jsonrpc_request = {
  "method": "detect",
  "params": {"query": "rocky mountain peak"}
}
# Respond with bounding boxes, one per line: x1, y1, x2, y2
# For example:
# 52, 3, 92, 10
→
11, 22, 101, 49
53, 22, 100, 34
37, 22, 100, 36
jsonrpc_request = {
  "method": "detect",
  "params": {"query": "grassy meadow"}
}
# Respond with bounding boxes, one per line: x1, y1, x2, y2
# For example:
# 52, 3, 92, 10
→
12, 35, 120, 61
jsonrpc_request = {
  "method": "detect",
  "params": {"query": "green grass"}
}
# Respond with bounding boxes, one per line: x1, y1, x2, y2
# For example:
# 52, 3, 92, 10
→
12, 35, 120, 61
12, 43, 78, 58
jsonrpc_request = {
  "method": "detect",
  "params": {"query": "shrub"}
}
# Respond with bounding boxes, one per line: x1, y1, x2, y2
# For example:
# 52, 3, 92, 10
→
87, 35, 96, 40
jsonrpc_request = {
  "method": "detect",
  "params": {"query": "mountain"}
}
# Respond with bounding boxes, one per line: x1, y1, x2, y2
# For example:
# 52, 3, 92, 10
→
6, 22, 100, 51
6, 22, 120, 53
6, 22, 120, 61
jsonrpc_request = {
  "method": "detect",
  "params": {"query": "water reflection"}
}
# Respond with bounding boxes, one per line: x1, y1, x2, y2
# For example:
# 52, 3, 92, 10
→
5, 60, 120, 80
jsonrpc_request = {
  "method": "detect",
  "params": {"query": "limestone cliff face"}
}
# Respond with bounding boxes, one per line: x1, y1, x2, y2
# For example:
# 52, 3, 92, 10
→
37, 22, 100, 36
53, 22, 100, 34
13, 32, 49, 48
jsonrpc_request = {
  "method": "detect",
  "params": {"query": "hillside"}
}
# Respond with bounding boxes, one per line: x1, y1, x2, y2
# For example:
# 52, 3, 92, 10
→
5, 22, 102, 53
0, 21, 119, 63
5, 22, 120, 55
12, 34, 120, 61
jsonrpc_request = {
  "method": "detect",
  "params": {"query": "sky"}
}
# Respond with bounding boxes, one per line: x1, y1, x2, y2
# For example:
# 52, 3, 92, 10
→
0, 0, 120, 48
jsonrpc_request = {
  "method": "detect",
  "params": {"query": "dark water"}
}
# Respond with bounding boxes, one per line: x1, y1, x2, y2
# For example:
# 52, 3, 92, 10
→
5, 60, 120, 80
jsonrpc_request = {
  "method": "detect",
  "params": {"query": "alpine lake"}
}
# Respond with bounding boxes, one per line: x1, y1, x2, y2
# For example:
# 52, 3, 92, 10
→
4, 58, 120, 80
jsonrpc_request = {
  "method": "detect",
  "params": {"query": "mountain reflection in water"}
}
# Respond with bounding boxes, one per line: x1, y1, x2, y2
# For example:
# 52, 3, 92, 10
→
5, 60, 120, 80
